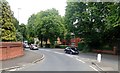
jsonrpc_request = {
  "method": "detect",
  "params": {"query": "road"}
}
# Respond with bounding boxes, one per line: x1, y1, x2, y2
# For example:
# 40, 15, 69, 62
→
18, 48, 98, 71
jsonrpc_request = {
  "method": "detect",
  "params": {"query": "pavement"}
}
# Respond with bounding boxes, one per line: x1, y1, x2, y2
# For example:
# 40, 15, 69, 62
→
77, 52, 119, 71
0, 50, 44, 71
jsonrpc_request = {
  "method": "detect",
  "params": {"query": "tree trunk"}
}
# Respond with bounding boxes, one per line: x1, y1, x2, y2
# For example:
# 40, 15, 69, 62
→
46, 39, 47, 45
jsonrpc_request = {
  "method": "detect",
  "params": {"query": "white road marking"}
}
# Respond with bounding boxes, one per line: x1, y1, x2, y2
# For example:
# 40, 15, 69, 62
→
76, 58, 85, 63
40, 49, 51, 52
89, 65, 99, 71
65, 54, 74, 58
9, 69, 17, 71
54, 52, 63, 55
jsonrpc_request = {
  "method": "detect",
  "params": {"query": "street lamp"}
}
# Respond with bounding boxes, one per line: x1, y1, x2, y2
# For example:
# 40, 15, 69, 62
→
17, 8, 23, 42
18, 8, 21, 25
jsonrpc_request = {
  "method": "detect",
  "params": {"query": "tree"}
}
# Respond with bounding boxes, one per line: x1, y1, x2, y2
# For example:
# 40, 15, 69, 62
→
27, 14, 36, 38
16, 30, 23, 41
102, 3, 120, 47
65, 1, 120, 50
0, 0, 16, 41
27, 14, 37, 44
12, 17, 19, 29
35, 8, 66, 47
18, 23, 27, 41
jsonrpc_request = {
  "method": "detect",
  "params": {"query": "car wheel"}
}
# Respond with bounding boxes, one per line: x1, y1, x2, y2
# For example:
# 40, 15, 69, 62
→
65, 51, 67, 53
70, 52, 72, 55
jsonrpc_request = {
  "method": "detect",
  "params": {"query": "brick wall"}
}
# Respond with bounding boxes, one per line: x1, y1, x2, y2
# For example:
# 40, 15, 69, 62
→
0, 42, 24, 60
92, 48, 117, 55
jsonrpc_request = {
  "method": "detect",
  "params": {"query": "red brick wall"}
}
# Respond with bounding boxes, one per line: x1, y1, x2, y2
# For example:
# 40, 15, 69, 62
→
0, 42, 24, 60
92, 48, 117, 55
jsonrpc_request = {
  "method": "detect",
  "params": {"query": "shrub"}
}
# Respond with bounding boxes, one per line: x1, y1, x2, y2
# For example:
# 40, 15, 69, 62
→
78, 42, 90, 52
55, 44, 60, 48
81, 45, 90, 53
78, 42, 85, 51
102, 45, 112, 50
45, 44, 50, 48
59, 45, 68, 49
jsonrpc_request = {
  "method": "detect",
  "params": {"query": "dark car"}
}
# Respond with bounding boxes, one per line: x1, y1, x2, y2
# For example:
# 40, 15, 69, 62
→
64, 47, 79, 55
30, 44, 38, 50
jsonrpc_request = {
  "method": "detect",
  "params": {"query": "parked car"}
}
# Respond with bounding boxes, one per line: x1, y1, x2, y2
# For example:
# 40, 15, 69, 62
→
64, 47, 79, 55
30, 44, 38, 50
23, 43, 29, 48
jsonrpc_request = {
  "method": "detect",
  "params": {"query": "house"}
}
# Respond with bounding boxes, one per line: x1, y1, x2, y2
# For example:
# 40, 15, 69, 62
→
62, 38, 81, 47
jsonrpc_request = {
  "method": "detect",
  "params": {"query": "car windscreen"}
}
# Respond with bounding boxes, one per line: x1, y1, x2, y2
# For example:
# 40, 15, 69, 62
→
66, 47, 70, 49
71, 48, 77, 51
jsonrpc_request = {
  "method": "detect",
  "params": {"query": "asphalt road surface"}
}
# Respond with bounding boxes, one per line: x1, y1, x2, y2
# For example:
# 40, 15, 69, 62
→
18, 48, 98, 71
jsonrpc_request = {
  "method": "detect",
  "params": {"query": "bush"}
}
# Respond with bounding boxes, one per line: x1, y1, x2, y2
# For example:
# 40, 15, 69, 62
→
78, 42, 85, 51
102, 45, 112, 50
78, 42, 90, 52
55, 45, 60, 48
81, 45, 90, 53
59, 45, 68, 49
45, 44, 50, 48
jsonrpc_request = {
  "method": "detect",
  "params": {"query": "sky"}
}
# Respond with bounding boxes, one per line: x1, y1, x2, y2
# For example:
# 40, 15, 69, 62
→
6, 0, 67, 24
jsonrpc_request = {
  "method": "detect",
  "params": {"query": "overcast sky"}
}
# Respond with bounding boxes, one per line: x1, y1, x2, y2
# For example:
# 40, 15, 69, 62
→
6, 0, 67, 24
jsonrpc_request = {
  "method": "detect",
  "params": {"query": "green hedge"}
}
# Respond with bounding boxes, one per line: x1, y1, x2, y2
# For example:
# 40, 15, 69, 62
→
59, 45, 68, 49
78, 42, 85, 51
102, 45, 113, 50
78, 42, 90, 52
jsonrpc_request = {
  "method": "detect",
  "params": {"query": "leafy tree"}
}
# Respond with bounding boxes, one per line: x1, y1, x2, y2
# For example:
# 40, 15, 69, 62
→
65, 32, 71, 45
27, 14, 36, 38
65, 1, 120, 50
18, 23, 27, 41
16, 30, 23, 41
27, 37, 34, 44
0, 0, 16, 41
35, 8, 66, 47
103, 3, 120, 47
12, 17, 19, 29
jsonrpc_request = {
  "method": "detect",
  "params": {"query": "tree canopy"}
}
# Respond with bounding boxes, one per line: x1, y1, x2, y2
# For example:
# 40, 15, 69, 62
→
27, 8, 66, 47
65, 1, 120, 49
0, 0, 16, 41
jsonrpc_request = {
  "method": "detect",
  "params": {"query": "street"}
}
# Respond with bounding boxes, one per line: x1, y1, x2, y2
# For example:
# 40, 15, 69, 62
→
18, 48, 97, 71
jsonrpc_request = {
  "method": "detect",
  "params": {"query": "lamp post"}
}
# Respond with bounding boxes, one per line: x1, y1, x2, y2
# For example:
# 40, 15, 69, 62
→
18, 8, 21, 25
17, 8, 23, 42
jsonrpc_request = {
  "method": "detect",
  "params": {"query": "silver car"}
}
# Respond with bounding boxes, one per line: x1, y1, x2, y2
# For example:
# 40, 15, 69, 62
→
30, 44, 38, 50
